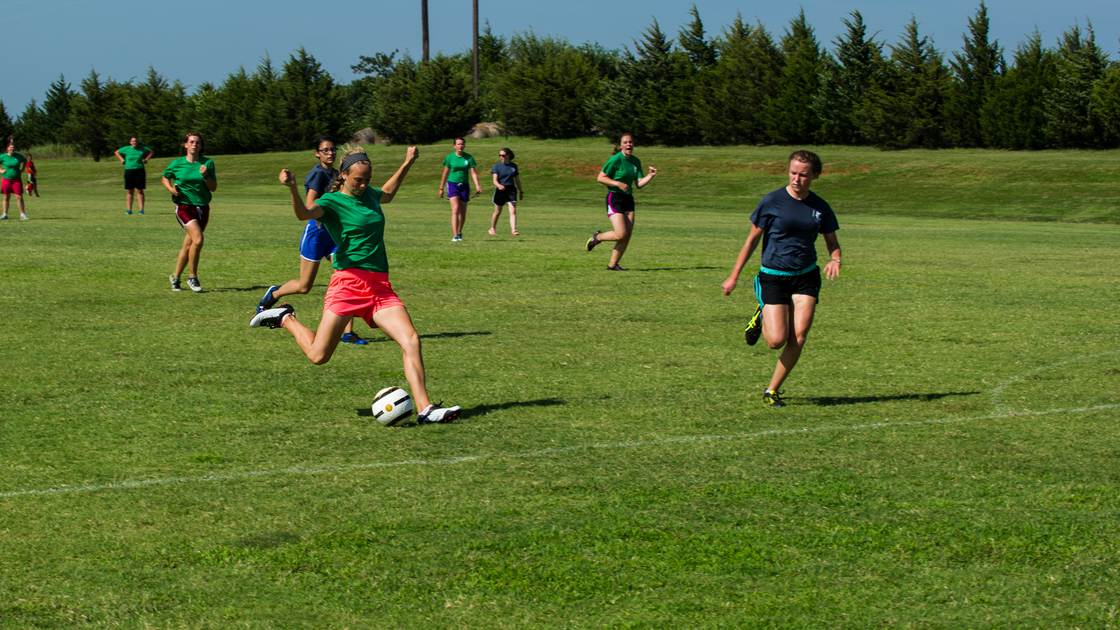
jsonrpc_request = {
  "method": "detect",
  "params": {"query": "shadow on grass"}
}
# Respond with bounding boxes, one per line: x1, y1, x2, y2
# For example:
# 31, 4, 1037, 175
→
632, 266, 721, 272
232, 532, 300, 549
208, 285, 276, 293
354, 331, 493, 344
805, 391, 981, 406
356, 397, 565, 422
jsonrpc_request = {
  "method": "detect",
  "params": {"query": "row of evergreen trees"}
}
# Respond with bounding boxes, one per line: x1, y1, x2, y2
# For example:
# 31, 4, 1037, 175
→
4, 4, 1120, 155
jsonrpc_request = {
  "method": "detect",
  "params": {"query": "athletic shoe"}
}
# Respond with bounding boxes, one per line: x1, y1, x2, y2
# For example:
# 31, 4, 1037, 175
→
452, 234, 462, 242
417, 403, 461, 424
456, 232, 464, 241
126, 210, 132, 215
586, 230, 601, 251
138, 210, 144, 215
186, 276, 202, 292
488, 228, 497, 235
606, 264, 628, 271
341, 332, 369, 345
0, 213, 7, 220
744, 305, 763, 346
169, 275, 182, 291
762, 390, 786, 408
19, 213, 28, 221
511, 230, 519, 236
258, 285, 280, 313
250, 303, 294, 329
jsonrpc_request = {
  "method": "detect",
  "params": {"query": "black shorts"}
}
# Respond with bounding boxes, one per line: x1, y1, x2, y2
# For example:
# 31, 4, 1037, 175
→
492, 186, 517, 206
605, 191, 635, 216
757, 268, 822, 305
124, 169, 146, 190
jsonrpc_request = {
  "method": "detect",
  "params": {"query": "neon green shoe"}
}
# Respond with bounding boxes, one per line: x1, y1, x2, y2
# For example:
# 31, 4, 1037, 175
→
744, 305, 763, 345
762, 390, 786, 408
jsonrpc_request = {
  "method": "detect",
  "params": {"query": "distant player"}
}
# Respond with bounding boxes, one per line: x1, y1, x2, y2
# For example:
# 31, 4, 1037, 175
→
253, 146, 462, 424
438, 137, 481, 241
24, 152, 39, 197
114, 136, 154, 215
162, 132, 216, 292
488, 147, 523, 236
585, 133, 657, 270
0, 139, 29, 220
722, 149, 842, 408
258, 135, 366, 344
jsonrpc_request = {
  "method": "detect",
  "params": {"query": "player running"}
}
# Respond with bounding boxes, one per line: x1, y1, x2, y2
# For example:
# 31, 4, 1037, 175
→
24, 152, 39, 198
163, 132, 216, 292
722, 149, 842, 408
438, 137, 481, 242
257, 135, 366, 345
488, 147, 523, 236
585, 133, 657, 270
252, 147, 461, 424
0, 139, 29, 220
114, 136, 153, 215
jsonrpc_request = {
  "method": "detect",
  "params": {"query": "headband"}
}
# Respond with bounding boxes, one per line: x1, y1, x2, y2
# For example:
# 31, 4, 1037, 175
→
340, 153, 370, 172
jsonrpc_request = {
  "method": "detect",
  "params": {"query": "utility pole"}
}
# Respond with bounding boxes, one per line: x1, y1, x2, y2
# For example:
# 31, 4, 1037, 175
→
422, 0, 429, 64
472, 0, 479, 99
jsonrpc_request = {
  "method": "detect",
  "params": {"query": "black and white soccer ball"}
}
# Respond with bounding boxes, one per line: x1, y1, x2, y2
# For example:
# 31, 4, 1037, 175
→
372, 387, 414, 426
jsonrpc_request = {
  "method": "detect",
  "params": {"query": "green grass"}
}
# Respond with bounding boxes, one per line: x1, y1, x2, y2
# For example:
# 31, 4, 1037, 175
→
2, 139, 1119, 628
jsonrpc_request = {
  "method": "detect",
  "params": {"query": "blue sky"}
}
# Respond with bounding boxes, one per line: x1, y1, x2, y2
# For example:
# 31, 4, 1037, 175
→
2, 0, 1116, 118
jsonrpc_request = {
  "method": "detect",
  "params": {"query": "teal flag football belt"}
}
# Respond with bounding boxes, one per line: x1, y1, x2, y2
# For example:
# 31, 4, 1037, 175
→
759, 264, 818, 277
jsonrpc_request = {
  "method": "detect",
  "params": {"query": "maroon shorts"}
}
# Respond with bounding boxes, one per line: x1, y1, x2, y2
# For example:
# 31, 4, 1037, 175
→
175, 204, 210, 231
1, 178, 23, 195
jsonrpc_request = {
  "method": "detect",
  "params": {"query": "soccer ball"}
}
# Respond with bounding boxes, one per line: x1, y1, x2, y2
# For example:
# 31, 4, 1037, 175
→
372, 387, 414, 426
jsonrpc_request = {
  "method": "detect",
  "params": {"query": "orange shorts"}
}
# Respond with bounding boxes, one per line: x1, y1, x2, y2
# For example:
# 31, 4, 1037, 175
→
323, 268, 404, 328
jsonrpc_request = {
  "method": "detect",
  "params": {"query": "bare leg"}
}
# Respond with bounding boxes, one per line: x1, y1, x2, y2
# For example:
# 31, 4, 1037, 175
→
765, 294, 818, 392
508, 203, 517, 232
372, 305, 432, 410
596, 211, 633, 267
2, 191, 7, 215
274, 258, 353, 334
491, 204, 502, 231
15, 194, 24, 216
174, 221, 204, 278
137, 189, 145, 212
282, 309, 351, 365
126, 189, 134, 212
450, 197, 464, 236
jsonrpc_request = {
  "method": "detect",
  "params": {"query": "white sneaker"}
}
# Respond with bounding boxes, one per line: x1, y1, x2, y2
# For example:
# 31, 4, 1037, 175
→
0, 213, 7, 220
451, 234, 462, 242
417, 403, 461, 424
169, 275, 182, 291
250, 304, 294, 329
186, 276, 202, 292
20, 213, 29, 220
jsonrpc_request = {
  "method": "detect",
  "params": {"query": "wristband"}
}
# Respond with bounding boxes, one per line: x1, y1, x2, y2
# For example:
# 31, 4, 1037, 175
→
831, 259, 841, 264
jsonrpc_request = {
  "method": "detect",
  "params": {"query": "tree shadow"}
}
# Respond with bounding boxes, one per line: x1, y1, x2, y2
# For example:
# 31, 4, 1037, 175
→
355, 397, 565, 423
804, 391, 981, 407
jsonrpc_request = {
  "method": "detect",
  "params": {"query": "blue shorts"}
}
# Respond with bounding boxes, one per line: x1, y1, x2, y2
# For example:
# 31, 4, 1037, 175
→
447, 181, 470, 202
300, 221, 337, 262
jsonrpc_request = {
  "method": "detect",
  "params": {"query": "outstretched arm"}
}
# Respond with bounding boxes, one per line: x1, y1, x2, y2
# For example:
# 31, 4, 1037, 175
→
722, 224, 764, 296
637, 166, 658, 189
279, 169, 324, 221
380, 146, 419, 204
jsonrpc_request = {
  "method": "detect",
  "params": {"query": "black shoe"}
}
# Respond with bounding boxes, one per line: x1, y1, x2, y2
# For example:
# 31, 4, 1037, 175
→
258, 285, 280, 313
762, 390, 786, 408
586, 231, 601, 251
744, 305, 763, 345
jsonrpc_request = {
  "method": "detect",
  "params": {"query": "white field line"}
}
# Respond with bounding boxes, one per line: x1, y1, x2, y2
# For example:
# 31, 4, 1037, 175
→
988, 349, 1120, 413
3, 403, 1118, 500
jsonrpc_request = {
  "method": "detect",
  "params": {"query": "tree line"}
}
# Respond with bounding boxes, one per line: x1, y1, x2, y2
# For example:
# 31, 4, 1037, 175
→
4, 3, 1120, 156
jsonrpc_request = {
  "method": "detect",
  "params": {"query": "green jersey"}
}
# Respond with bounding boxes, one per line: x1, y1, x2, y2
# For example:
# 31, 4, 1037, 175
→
601, 152, 643, 195
443, 152, 476, 185
316, 187, 389, 273
118, 144, 152, 170
163, 156, 216, 206
0, 152, 26, 181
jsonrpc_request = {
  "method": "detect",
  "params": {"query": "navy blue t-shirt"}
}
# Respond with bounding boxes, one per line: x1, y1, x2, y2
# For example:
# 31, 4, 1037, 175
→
750, 187, 840, 272
304, 163, 338, 198
491, 161, 519, 187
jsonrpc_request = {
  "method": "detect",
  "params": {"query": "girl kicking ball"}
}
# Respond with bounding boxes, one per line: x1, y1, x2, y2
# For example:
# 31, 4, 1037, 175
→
252, 146, 461, 424
722, 149, 842, 408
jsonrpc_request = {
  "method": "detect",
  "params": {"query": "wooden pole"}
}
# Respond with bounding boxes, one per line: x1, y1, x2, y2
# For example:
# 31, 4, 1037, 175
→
421, 0, 429, 64
472, 0, 479, 99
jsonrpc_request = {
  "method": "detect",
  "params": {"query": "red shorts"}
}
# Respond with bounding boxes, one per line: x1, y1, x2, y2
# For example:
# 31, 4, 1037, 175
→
175, 204, 210, 231
1, 178, 23, 195
323, 269, 404, 328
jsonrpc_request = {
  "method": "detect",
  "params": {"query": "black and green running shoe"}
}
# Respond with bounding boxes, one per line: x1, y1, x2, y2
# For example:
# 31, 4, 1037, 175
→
744, 305, 763, 345
762, 390, 786, 407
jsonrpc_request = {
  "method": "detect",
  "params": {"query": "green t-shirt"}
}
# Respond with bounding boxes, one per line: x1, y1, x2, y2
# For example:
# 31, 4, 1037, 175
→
316, 187, 388, 273
162, 156, 216, 206
118, 145, 152, 170
443, 152, 476, 185
0, 152, 26, 181
601, 152, 643, 195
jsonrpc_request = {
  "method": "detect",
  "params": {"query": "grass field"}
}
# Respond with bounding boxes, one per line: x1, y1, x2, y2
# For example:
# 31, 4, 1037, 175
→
2, 139, 1119, 628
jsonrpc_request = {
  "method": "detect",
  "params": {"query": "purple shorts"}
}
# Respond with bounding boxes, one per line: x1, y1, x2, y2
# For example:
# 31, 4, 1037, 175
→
447, 181, 470, 202
606, 192, 635, 217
